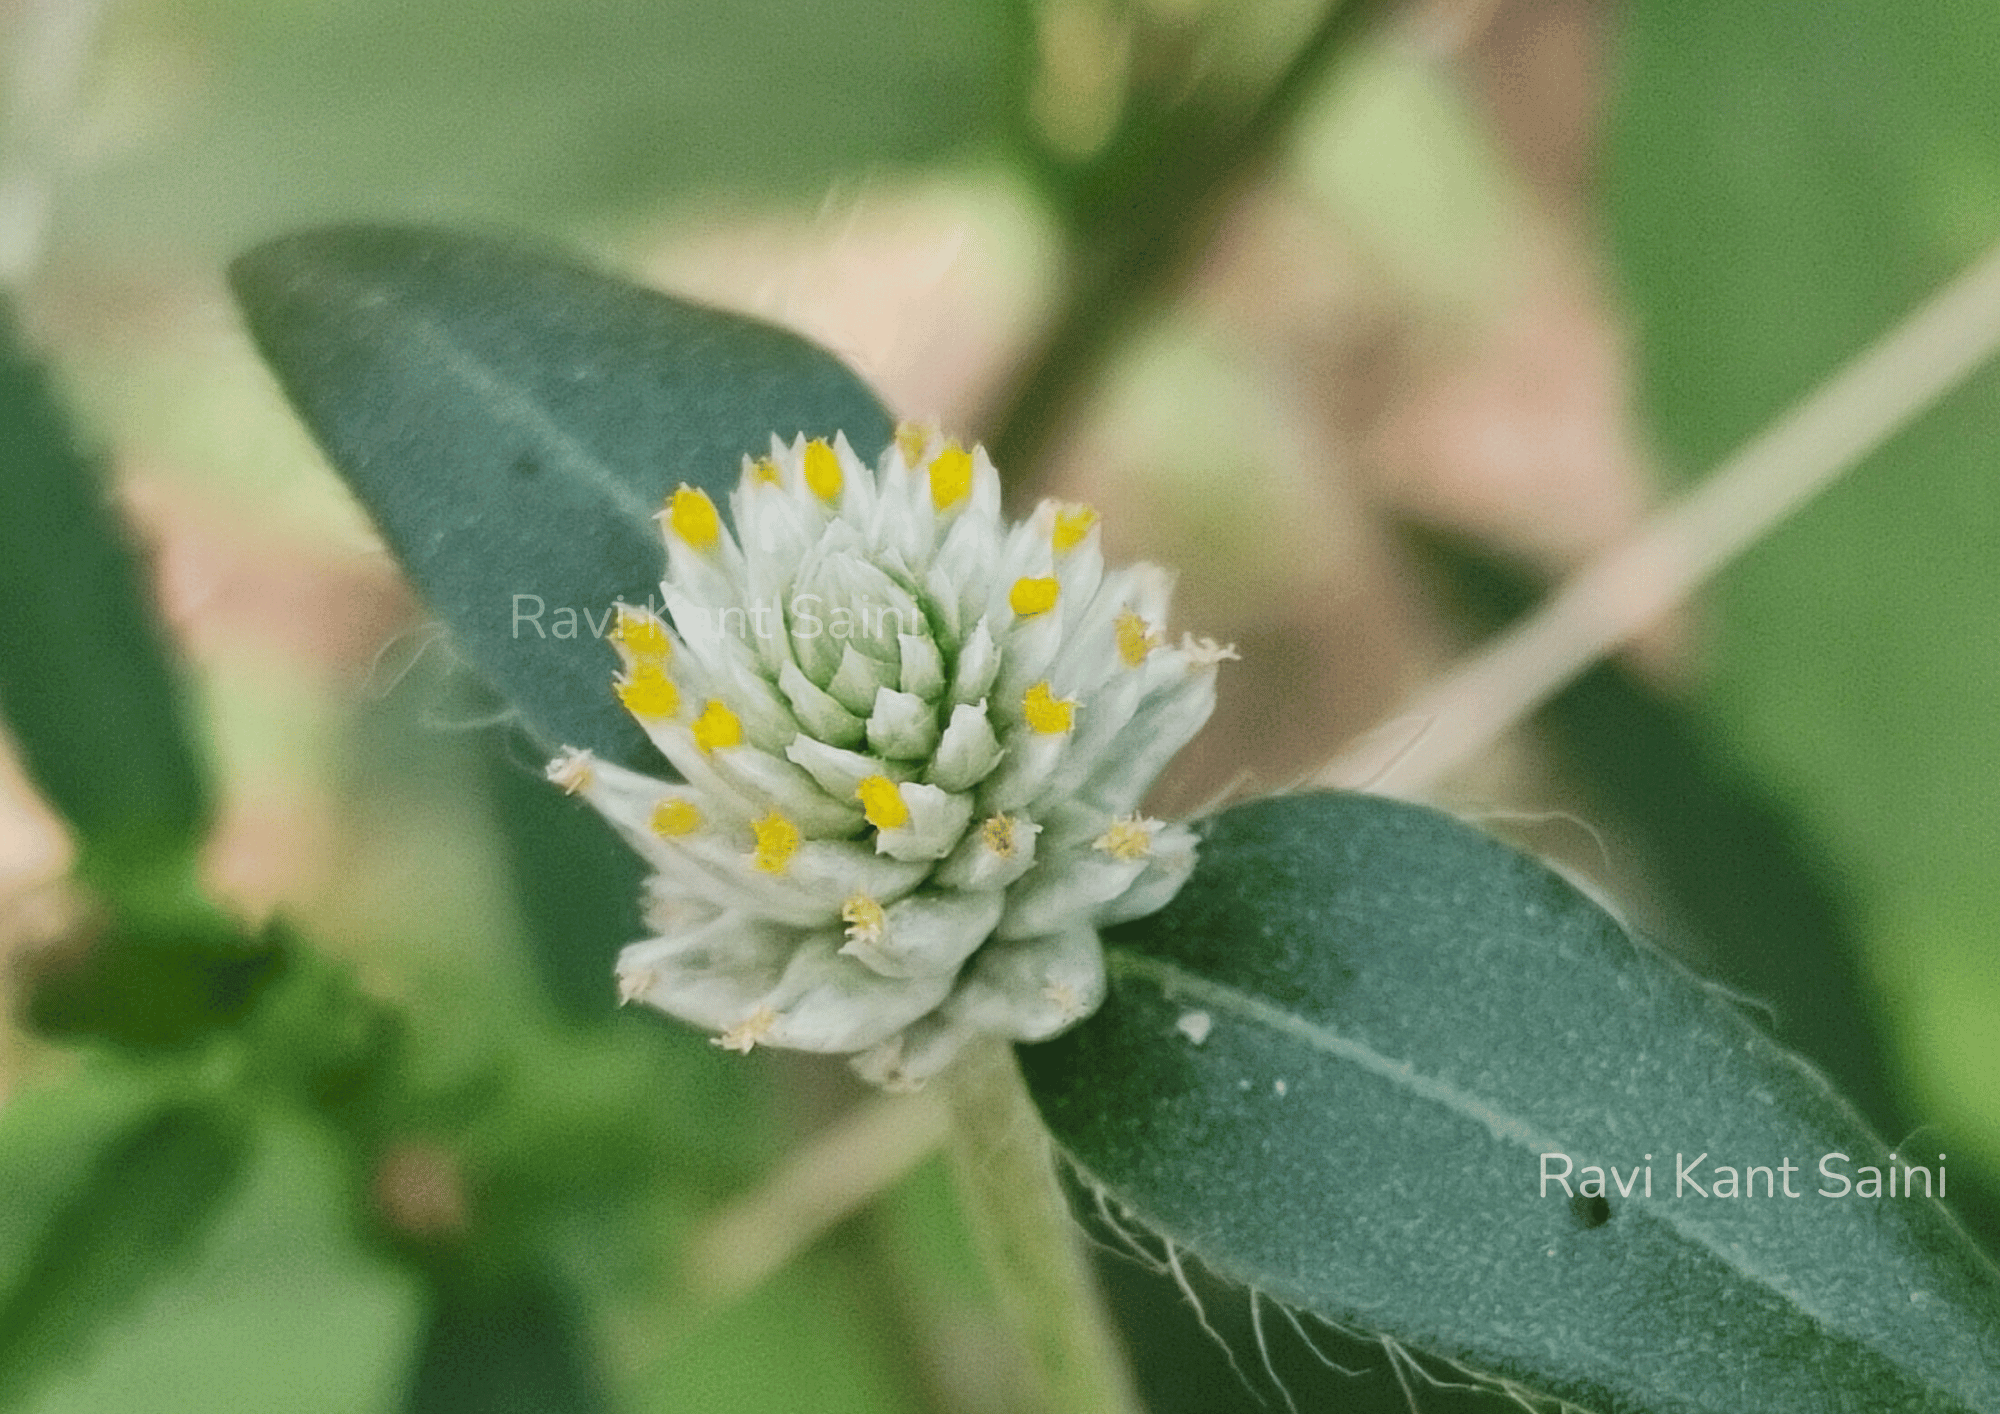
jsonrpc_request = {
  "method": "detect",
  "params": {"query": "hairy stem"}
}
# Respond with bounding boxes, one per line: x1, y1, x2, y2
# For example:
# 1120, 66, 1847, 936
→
940, 1042, 1141, 1414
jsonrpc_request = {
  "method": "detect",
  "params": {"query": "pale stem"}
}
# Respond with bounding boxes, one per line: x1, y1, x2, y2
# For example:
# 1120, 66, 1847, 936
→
684, 1091, 950, 1309
1320, 235, 2000, 798
940, 1041, 1144, 1414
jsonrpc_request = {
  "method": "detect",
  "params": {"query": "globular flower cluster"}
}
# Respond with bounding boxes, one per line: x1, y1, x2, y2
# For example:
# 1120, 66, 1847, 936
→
547, 428, 1229, 1089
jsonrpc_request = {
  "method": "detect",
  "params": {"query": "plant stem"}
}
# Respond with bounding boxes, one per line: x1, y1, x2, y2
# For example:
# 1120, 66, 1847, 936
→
983, 0, 1390, 499
1319, 233, 2000, 797
940, 1042, 1142, 1414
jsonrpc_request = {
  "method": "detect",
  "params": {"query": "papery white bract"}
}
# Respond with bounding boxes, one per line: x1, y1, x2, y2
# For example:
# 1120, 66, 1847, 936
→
548, 429, 1229, 1089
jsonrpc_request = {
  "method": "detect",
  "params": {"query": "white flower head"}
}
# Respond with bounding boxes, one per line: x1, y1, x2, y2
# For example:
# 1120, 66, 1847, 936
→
548, 428, 1227, 1089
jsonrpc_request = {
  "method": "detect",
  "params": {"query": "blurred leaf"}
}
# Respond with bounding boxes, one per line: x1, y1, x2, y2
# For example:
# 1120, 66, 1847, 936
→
481, 732, 647, 1021
230, 224, 894, 768
627, 1252, 923, 1414
0, 1066, 176, 1286
22, 913, 288, 1052
0, 300, 211, 883
1022, 793, 2000, 1412
1607, 4, 2000, 1162
407, 1269, 609, 1414
235, 926, 406, 1133
74, 0, 1012, 255
19, 1112, 423, 1414
0, 1101, 249, 1408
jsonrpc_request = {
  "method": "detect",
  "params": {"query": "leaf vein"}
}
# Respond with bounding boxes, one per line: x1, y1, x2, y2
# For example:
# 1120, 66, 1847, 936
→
402, 312, 658, 528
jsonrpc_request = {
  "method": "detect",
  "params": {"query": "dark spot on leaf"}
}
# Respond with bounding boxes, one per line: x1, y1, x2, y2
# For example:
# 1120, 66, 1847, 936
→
1571, 1193, 1612, 1229
512, 452, 541, 478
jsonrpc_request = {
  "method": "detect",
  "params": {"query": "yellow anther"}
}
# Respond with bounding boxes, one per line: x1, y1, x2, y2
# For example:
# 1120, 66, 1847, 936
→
895, 422, 930, 466
1094, 814, 1154, 861
803, 439, 844, 500
1051, 503, 1098, 552
856, 775, 910, 830
616, 663, 680, 720
1022, 681, 1075, 735
648, 798, 701, 837
751, 811, 800, 874
929, 446, 973, 510
1009, 576, 1060, 617
981, 814, 1020, 858
841, 894, 886, 945
691, 699, 743, 752
667, 484, 721, 548
613, 607, 672, 660
750, 456, 782, 485
1115, 609, 1163, 667
715, 1005, 779, 1053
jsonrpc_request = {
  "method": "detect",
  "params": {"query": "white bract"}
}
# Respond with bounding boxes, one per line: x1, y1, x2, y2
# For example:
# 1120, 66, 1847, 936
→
547, 428, 1229, 1089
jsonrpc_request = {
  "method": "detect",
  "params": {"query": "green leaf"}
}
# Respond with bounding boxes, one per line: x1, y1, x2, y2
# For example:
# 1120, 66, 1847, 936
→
1605, 4, 2000, 1175
23, 913, 288, 1052
480, 731, 646, 1020
1086, 1215, 1518, 1412
0, 1098, 250, 1407
1021, 792, 2000, 1413
0, 300, 212, 877
71, 0, 1013, 257
406, 1269, 610, 1414
228, 224, 894, 768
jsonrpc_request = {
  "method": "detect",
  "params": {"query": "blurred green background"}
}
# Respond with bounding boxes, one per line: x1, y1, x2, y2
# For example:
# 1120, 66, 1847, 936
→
2, 0, 1998, 1410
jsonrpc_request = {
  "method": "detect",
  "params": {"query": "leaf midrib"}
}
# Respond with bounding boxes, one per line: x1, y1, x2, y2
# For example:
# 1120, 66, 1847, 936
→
1102, 944, 1974, 1403
395, 304, 658, 530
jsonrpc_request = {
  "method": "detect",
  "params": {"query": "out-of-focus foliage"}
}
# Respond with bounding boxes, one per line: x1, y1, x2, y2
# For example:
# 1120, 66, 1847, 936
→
66, 0, 1018, 257
1608, 0, 2000, 1173
0, 305, 211, 886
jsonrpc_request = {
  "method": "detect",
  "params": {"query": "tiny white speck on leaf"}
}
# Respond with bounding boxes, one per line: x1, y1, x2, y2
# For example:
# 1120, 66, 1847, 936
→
1175, 1010, 1213, 1045
1273, 1079, 1288, 1097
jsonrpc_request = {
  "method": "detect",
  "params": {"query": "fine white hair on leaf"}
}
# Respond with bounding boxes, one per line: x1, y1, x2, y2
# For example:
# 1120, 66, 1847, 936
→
1087, 1187, 1173, 1276
1278, 1306, 1365, 1379
1380, 1336, 1423, 1414
1066, 1161, 1563, 1411
1249, 1291, 1301, 1414
1163, 1239, 1264, 1406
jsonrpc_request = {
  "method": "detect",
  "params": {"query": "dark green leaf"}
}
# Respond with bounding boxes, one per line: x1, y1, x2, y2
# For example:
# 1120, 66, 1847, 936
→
0, 1100, 249, 1407
229, 224, 894, 767
1022, 792, 2000, 1413
406, 1269, 609, 1414
0, 299, 212, 876
1083, 1193, 1518, 1413
22, 912, 287, 1051
480, 731, 646, 1020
